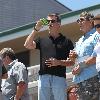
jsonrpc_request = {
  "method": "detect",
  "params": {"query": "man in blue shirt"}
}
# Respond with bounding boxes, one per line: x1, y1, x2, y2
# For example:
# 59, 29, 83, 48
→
69, 11, 100, 100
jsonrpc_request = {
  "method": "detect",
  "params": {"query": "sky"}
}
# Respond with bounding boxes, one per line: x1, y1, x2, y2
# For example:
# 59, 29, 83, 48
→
57, 0, 100, 11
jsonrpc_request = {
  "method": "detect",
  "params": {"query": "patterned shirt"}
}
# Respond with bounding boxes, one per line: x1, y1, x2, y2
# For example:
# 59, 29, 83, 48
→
73, 28, 98, 83
2, 59, 29, 100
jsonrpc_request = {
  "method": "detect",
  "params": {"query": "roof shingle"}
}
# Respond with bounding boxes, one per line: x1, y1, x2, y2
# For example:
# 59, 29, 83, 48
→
0, 0, 71, 32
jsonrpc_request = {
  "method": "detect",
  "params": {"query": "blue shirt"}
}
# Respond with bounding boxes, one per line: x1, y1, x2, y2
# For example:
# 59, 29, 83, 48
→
73, 28, 98, 83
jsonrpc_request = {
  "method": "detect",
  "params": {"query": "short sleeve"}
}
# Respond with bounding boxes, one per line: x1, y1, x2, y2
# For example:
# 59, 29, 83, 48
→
34, 37, 40, 49
67, 39, 74, 51
91, 50, 97, 57
14, 64, 28, 84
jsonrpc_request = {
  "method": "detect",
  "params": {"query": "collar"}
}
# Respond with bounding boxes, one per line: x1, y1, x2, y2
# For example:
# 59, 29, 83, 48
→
84, 28, 96, 37
49, 33, 63, 40
7, 59, 18, 70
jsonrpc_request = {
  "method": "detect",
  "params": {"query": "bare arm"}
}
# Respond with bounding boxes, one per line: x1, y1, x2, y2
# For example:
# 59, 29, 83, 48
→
14, 82, 27, 100
2, 73, 8, 79
24, 30, 37, 49
58, 59, 75, 67
24, 20, 43, 49
84, 56, 96, 65
72, 56, 96, 75
45, 58, 75, 67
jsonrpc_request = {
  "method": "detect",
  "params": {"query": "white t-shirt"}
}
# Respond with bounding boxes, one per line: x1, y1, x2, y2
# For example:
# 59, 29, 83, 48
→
94, 38, 100, 72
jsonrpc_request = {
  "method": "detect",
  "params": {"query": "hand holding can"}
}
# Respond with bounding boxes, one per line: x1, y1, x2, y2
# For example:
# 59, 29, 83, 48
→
40, 18, 49, 25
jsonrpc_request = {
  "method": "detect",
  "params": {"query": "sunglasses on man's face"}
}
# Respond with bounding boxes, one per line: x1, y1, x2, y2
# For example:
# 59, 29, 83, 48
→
77, 18, 89, 23
47, 20, 58, 23
94, 24, 100, 28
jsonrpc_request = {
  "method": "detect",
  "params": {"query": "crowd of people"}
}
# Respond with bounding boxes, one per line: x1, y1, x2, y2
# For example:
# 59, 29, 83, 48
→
0, 11, 100, 100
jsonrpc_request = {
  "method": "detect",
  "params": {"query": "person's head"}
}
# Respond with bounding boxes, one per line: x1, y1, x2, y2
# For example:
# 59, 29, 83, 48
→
0, 48, 16, 67
93, 14, 100, 33
77, 11, 94, 33
47, 13, 61, 35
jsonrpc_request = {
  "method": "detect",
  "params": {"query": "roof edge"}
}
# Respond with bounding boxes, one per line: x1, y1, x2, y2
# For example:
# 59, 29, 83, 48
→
61, 4, 100, 19
0, 23, 36, 37
0, 4, 100, 37
55, 0, 72, 11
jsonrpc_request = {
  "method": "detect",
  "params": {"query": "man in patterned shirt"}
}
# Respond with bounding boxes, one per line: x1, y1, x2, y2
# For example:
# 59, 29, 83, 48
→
0, 48, 29, 100
69, 11, 100, 100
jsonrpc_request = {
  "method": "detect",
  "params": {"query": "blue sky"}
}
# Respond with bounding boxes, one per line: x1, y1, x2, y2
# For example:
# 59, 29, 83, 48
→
57, 0, 100, 11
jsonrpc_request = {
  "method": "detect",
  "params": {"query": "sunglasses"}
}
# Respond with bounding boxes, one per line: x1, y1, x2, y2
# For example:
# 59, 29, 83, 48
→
47, 20, 58, 23
77, 18, 89, 23
94, 24, 100, 28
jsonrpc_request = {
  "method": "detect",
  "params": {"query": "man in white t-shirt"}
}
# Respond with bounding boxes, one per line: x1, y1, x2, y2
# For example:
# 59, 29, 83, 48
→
92, 14, 100, 80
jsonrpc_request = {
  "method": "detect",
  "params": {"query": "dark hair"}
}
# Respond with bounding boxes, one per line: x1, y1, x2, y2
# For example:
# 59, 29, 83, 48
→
0, 48, 16, 60
47, 13, 61, 23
